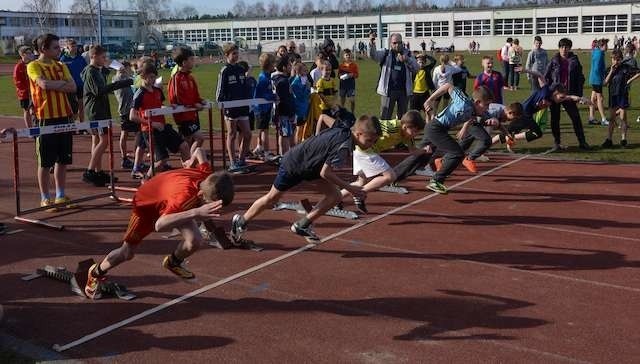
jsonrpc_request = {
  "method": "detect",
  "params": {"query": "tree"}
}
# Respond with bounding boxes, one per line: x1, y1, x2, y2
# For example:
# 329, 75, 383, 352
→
266, 0, 279, 17
69, 0, 99, 42
130, 0, 169, 43
299, 0, 315, 15
232, 0, 247, 17
175, 5, 199, 19
22, 0, 61, 34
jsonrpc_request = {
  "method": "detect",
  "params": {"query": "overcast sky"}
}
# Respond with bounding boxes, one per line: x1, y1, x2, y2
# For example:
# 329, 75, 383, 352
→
0, 0, 497, 15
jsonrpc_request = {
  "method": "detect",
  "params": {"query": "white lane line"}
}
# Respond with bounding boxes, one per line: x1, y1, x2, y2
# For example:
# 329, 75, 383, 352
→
455, 186, 640, 209
52, 155, 530, 352
401, 207, 640, 243
330, 237, 640, 294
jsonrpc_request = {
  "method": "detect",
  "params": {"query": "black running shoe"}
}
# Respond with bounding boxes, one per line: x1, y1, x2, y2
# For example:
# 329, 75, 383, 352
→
353, 197, 368, 214
230, 214, 247, 243
82, 170, 105, 187
290, 221, 320, 243
621, 139, 628, 148
601, 139, 613, 148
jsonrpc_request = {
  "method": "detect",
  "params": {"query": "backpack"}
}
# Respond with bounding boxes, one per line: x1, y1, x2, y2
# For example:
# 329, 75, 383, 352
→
496, 49, 503, 62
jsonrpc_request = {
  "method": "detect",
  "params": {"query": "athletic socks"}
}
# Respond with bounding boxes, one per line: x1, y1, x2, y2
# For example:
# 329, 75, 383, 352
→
56, 188, 65, 199
92, 264, 107, 278
41, 193, 50, 201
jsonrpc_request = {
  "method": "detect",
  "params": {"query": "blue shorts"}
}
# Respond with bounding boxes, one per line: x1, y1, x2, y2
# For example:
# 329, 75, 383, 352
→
609, 94, 629, 110
273, 164, 304, 192
277, 116, 295, 137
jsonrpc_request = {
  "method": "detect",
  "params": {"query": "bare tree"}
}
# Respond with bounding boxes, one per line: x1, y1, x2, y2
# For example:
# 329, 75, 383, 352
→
22, 0, 61, 33
176, 5, 199, 19
130, 0, 169, 43
69, 0, 98, 42
232, 0, 247, 17
266, 0, 280, 17
289, 2, 300, 15
299, 0, 315, 15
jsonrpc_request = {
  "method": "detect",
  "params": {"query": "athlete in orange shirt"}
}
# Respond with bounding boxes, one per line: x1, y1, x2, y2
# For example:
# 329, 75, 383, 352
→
84, 147, 234, 299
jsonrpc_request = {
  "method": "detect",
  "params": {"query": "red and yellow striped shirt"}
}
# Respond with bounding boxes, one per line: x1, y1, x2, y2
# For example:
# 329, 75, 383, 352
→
27, 59, 73, 120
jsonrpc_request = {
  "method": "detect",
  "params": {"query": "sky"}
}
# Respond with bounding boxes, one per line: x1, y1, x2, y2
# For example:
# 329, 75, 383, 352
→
0, 0, 498, 15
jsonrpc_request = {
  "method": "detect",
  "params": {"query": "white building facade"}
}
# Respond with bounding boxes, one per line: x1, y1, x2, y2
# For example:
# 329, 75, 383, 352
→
0, 10, 140, 46
155, 1, 640, 51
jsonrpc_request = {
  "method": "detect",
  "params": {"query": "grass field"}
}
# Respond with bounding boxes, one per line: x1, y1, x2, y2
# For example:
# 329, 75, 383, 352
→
1, 51, 638, 163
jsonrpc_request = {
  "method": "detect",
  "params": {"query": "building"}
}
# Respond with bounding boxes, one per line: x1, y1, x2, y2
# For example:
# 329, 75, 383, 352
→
155, 1, 640, 52
0, 10, 140, 50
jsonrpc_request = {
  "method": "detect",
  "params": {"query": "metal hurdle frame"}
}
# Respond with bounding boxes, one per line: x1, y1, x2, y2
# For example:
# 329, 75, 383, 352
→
7, 120, 117, 230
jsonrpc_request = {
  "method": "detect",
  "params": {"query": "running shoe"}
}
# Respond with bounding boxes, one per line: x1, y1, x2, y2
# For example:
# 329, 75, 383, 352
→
353, 196, 368, 214
414, 165, 434, 177
84, 263, 105, 300
40, 198, 57, 213
550, 143, 567, 152
621, 139, 628, 148
230, 214, 247, 242
475, 155, 490, 162
601, 119, 610, 126
434, 157, 443, 172
162, 255, 195, 279
54, 196, 75, 209
461, 157, 478, 173
427, 179, 448, 194
82, 170, 105, 187
578, 142, 591, 151
601, 139, 613, 148
290, 221, 320, 243
131, 169, 145, 179
588, 118, 599, 125
121, 158, 134, 169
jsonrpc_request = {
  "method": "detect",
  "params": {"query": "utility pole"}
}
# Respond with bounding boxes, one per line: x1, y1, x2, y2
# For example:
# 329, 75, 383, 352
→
97, 0, 103, 44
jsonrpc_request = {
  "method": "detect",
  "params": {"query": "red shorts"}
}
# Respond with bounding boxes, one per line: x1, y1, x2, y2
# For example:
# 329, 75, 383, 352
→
122, 209, 157, 245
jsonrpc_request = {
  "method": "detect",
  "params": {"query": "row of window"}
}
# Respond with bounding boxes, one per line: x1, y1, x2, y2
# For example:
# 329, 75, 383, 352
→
4, 16, 133, 28
163, 13, 640, 44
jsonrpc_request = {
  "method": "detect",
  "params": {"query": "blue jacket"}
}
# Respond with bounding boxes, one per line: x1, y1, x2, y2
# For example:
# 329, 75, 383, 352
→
290, 75, 310, 120
60, 52, 87, 90
254, 70, 275, 114
589, 48, 606, 86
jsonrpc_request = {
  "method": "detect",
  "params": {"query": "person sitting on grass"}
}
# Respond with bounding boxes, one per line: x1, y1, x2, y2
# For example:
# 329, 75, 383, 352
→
230, 117, 375, 243
84, 147, 233, 299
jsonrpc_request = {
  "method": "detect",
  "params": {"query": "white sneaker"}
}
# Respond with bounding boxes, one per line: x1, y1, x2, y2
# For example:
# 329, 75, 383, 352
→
550, 143, 567, 152
475, 155, 490, 162
636, 116, 640, 123
601, 119, 610, 126
414, 166, 434, 177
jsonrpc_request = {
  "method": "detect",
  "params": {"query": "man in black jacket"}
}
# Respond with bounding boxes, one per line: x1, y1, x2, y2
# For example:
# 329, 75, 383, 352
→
544, 38, 590, 151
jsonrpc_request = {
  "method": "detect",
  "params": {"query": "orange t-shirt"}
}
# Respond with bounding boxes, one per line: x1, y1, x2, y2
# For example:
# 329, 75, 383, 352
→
338, 62, 359, 79
133, 162, 212, 219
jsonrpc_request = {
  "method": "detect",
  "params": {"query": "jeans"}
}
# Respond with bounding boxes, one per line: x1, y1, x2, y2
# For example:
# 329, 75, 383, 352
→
509, 64, 520, 87
380, 89, 408, 120
420, 121, 464, 183
549, 100, 586, 145
502, 60, 510, 88
458, 124, 492, 160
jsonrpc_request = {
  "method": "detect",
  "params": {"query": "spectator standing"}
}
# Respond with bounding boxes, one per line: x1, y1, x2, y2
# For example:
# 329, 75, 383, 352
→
369, 32, 418, 119
13, 46, 34, 128
544, 38, 589, 151
588, 39, 608, 126
525, 36, 548, 92
500, 37, 513, 91
60, 39, 88, 122
508, 39, 523, 90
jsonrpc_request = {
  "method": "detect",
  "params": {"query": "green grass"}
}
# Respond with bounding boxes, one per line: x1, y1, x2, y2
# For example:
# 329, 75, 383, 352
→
1, 51, 638, 163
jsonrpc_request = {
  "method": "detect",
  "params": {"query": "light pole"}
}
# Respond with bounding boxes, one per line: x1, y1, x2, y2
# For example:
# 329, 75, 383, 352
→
97, 0, 102, 44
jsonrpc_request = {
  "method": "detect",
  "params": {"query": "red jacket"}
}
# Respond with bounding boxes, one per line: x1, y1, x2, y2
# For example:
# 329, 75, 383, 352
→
168, 70, 203, 123
13, 61, 29, 100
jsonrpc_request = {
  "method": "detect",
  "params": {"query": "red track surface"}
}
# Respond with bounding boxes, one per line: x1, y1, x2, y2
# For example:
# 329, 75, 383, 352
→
1, 119, 639, 363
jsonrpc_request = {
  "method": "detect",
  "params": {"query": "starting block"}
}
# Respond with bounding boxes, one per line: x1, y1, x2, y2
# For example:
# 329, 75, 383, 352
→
21, 259, 136, 300
163, 223, 264, 252
379, 185, 409, 194
273, 199, 359, 220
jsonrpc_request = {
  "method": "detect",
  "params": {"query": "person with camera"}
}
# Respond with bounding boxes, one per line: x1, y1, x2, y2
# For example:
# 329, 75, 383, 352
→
369, 31, 418, 119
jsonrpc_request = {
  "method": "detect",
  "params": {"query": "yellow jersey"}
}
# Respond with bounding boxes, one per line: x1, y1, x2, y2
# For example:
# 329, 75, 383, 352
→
357, 119, 413, 153
27, 59, 73, 120
316, 77, 337, 110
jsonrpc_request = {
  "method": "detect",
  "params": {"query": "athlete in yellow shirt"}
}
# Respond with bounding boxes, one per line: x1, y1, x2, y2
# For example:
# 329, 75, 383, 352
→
315, 62, 338, 112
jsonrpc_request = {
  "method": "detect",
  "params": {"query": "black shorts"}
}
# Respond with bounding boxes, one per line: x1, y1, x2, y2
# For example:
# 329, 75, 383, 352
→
273, 164, 305, 192
339, 87, 356, 98
19, 99, 31, 110
248, 112, 255, 131
592, 84, 603, 94
507, 115, 538, 134
410, 92, 429, 111
143, 124, 184, 161
36, 117, 73, 168
609, 94, 630, 110
255, 110, 272, 130
177, 120, 201, 137
121, 119, 140, 133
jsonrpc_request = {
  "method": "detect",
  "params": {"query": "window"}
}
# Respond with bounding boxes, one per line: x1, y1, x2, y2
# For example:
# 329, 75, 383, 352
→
185, 29, 207, 43
287, 25, 314, 40
234, 27, 258, 41
494, 18, 533, 35
583, 15, 627, 33
209, 28, 232, 42
414, 21, 449, 37
454, 19, 490, 36
163, 31, 183, 42
347, 23, 377, 39
536, 16, 578, 34
316, 24, 345, 39
405, 22, 413, 38
260, 26, 285, 41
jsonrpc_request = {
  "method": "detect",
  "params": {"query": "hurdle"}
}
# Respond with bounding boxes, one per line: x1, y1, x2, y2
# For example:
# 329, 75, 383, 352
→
6, 119, 119, 230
